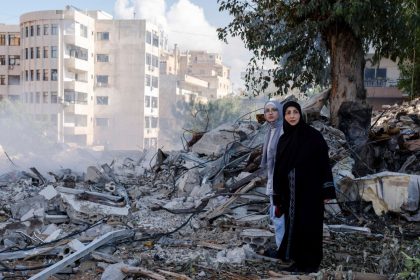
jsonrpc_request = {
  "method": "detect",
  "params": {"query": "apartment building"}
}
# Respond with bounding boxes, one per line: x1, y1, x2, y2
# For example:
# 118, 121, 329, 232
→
0, 6, 161, 150
364, 54, 407, 109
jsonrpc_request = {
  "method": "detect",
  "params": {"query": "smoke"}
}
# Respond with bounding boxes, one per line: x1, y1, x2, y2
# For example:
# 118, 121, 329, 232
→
0, 101, 102, 175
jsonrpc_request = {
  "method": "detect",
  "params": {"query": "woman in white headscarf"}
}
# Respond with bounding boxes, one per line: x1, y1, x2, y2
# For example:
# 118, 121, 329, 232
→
260, 100, 285, 258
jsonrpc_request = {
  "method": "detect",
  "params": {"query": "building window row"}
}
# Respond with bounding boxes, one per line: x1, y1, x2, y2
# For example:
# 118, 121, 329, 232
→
145, 31, 159, 47
96, 54, 109, 62
144, 137, 157, 149
24, 69, 57, 81
0, 75, 20, 85
23, 24, 58, 38
67, 44, 88, 61
24, 46, 57, 59
146, 53, 159, 68
145, 117, 158, 129
0, 55, 20, 66
96, 75, 108, 87
145, 95, 158, 108
97, 32, 109, 41
145, 74, 159, 88
96, 96, 109, 105
64, 90, 88, 104
0, 34, 20, 46
23, 91, 58, 104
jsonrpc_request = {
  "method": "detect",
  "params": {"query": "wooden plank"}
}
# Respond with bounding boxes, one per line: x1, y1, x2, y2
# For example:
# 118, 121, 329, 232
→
28, 229, 133, 280
121, 266, 166, 280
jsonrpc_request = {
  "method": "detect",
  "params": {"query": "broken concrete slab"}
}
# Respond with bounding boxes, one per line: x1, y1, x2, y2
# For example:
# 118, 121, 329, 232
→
39, 185, 58, 200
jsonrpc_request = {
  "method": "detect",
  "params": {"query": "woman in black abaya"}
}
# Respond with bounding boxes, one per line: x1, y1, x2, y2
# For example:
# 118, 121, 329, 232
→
273, 101, 336, 273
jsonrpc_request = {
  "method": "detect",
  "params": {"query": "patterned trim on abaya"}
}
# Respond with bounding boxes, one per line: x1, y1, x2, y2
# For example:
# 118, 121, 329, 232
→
285, 168, 296, 260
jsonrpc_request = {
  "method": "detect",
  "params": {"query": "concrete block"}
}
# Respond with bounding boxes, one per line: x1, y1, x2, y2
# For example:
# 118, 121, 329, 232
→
39, 185, 58, 200
240, 228, 274, 251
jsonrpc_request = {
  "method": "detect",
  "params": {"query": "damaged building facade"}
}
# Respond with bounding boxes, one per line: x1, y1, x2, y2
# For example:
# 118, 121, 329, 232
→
0, 6, 162, 150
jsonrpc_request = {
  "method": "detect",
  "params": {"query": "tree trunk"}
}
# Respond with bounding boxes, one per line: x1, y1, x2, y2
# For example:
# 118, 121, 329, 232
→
325, 24, 366, 126
324, 24, 373, 175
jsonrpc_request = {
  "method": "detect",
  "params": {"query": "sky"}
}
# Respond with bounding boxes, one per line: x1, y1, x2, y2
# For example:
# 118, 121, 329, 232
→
0, 0, 251, 89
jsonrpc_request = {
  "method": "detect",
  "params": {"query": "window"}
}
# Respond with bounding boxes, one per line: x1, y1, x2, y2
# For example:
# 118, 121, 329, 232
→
50, 91, 57, 103
146, 53, 151, 65
51, 69, 58, 81
151, 117, 158, 128
51, 24, 58, 35
43, 69, 49, 81
0, 34, 5, 45
96, 75, 108, 86
145, 75, 151, 86
151, 96, 158, 108
80, 24, 87, 38
51, 46, 57, 58
152, 55, 159, 67
0, 55, 6, 65
43, 47, 48, 58
145, 116, 151, 128
8, 34, 20, 46
0, 75, 5, 85
30, 25, 34, 36
30, 47, 33, 59
42, 92, 48, 103
152, 76, 158, 88
25, 48, 28, 59
25, 70, 28, 81
145, 95, 151, 107
25, 26, 29, 37
96, 54, 109, 62
36, 47, 40, 59
35, 92, 40, 103
36, 70, 40, 81
30, 70, 34, 81
8, 55, 20, 65
96, 118, 109, 127
364, 68, 387, 87
146, 31, 152, 44
8, 75, 20, 85
152, 33, 159, 47
8, 95, 20, 102
96, 96, 109, 105
96, 32, 109, 40
36, 25, 41, 36
67, 45, 88, 60
43, 24, 49, 35
64, 90, 76, 104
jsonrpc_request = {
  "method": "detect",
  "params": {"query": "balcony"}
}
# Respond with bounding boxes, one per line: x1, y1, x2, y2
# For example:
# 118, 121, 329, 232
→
364, 79, 399, 88
64, 80, 89, 93
64, 125, 88, 135
65, 57, 89, 71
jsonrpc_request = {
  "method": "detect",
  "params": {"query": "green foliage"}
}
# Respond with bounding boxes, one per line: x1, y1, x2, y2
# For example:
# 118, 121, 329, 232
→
218, 0, 417, 96
398, 238, 420, 279
398, 0, 420, 98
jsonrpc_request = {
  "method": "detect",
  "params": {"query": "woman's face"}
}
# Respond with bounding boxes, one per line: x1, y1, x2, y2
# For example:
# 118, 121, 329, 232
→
284, 106, 301, 126
264, 105, 279, 123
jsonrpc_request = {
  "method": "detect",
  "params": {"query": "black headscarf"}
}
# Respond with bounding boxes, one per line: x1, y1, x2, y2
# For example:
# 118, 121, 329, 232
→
275, 101, 308, 179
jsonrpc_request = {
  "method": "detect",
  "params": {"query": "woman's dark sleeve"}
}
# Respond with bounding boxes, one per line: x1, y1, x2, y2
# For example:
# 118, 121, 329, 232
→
317, 134, 337, 200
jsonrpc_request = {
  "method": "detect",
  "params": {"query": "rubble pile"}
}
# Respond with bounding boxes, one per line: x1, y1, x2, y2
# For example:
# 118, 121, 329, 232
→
0, 99, 418, 279
369, 98, 420, 174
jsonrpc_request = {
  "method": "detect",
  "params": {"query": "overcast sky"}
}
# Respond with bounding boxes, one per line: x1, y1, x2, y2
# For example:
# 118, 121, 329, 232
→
0, 0, 251, 89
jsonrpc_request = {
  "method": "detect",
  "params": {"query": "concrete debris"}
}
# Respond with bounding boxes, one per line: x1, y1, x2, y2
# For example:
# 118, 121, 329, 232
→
0, 98, 419, 279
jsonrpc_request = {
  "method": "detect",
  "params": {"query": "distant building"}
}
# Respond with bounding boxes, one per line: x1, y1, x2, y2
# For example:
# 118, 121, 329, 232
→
159, 47, 232, 149
364, 54, 407, 110
0, 6, 162, 150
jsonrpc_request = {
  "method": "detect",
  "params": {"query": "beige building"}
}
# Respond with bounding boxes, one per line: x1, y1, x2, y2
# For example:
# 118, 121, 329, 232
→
364, 54, 407, 109
0, 6, 161, 150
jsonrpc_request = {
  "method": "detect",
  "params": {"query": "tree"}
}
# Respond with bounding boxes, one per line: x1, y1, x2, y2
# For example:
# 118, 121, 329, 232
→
399, 0, 420, 98
218, 0, 416, 174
